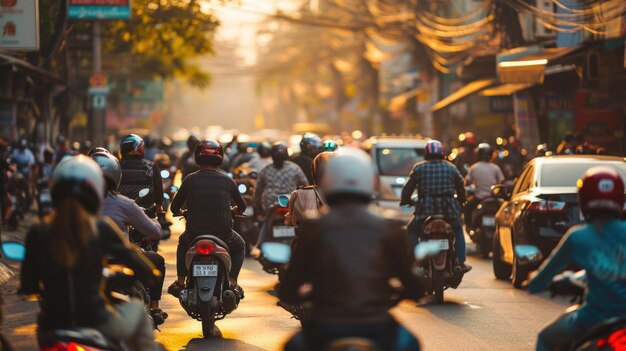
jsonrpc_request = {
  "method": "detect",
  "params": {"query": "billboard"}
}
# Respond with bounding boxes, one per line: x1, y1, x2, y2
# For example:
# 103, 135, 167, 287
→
68, 0, 131, 20
0, 0, 39, 51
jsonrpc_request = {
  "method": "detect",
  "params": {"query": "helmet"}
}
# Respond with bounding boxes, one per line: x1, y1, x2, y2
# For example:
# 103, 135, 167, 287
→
236, 142, 248, 154
194, 139, 223, 167
119, 134, 145, 159
425, 140, 445, 160
578, 166, 624, 219
270, 142, 289, 165
87, 147, 109, 157
43, 147, 54, 163
477, 143, 493, 161
463, 132, 477, 146
312, 151, 336, 185
90, 151, 122, 190
323, 139, 339, 152
187, 135, 200, 150
536, 143, 550, 157
257, 142, 271, 158
51, 155, 104, 214
300, 133, 323, 157
322, 148, 374, 199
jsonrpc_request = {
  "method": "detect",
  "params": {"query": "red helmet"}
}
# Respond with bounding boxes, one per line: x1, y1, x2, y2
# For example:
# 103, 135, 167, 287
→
463, 132, 477, 146
578, 166, 624, 219
194, 139, 223, 167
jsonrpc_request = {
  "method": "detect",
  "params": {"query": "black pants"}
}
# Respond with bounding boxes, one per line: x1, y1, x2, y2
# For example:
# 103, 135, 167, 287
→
176, 230, 245, 281
144, 251, 165, 301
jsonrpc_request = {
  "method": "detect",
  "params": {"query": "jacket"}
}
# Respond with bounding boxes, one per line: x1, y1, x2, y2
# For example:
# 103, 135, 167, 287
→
280, 203, 424, 324
285, 186, 326, 226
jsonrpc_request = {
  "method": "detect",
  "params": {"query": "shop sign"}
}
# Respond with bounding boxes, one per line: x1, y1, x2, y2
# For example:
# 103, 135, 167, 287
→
0, 0, 39, 51
68, 0, 131, 20
513, 92, 540, 149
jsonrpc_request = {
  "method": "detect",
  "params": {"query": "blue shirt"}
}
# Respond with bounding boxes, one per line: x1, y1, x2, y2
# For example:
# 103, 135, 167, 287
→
528, 218, 626, 325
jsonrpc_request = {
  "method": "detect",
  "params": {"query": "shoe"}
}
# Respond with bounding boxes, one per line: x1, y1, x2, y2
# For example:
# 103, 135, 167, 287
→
151, 308, 168, 326
167, 281, 183, 298
230, 283, 244, 300
460, 263, 472, 273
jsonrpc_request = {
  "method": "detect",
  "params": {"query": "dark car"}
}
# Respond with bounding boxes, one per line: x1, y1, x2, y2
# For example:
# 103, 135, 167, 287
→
492, 155, 626, 288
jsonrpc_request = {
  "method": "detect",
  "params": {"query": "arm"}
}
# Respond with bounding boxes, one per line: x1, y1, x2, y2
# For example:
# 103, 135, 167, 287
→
20, 225, 41, 295
285, 190, 298, 226
170, 177, 189, 215
230, 179, 247, 212
279, 221, 317, 304
400, 166, 417, 205
453, 167, 466, 204
296, 167, 309, 187
98, 218, 158, 284
126, 200, 162, 240
384, 223, 424, 300
253, 171, 266, 212
495, 165, 505, 183
527, 232, 575, 293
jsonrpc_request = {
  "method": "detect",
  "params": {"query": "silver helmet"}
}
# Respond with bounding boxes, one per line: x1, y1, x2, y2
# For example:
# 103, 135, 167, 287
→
90, 151, 122, 190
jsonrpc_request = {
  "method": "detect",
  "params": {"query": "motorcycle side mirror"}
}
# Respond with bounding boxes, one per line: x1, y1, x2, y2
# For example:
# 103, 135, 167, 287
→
491, 184, 510, 200
514, 245, 543, 267
238, 184, 248, 194
138, 188, 151, 199
414, 241, 442, 261
278, 195, 290, 208
261, 242, 291, 264
1, 241, 25, 261
160, 170, 170, 179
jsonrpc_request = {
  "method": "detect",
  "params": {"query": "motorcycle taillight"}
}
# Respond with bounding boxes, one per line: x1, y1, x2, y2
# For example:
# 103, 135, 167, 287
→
275, 207, 289, 217
42, 342, 96, 351
195, 240, 216, 255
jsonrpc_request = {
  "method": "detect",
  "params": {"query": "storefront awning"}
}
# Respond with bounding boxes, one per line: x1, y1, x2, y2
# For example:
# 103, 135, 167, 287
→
431, 79, 494, 112
0, 51, 64, 84
496, 46, 580, 84
389, 88, 422, 112
480, 83, 533, 96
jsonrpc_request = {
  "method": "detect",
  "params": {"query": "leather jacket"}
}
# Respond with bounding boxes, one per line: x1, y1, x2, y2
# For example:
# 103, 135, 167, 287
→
280, 203, 424, 324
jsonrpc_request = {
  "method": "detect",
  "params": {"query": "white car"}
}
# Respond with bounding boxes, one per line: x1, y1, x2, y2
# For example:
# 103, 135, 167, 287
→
369, 136, 429, 221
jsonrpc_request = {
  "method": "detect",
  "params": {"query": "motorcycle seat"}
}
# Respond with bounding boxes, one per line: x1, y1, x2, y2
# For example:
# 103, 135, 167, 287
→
39, 328, 122, 349
424, 215, 452, 224
190, 235, 230, 253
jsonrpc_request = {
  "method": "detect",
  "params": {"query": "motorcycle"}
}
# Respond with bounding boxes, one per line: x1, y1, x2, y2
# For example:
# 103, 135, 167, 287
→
465, 193, 502, 258
172, 210, 242, 338
515, 245, 626, 351
36, 177, 53, 219
128, 188, 171, 252
232, 167, 259, 255
415, 215, 465, 304
256, 195, 295, 275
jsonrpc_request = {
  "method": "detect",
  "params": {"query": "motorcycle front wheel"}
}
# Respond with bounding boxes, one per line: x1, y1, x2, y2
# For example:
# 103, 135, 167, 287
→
201, 302, 216, 338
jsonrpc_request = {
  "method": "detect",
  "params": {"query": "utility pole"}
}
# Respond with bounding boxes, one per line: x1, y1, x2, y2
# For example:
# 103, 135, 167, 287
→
91, 21, 104, 146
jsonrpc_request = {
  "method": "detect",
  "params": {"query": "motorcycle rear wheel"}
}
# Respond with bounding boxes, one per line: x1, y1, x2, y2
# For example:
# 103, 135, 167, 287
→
433, 269, 444, 304
201, 302, 216, 338
479, 227, 492, 259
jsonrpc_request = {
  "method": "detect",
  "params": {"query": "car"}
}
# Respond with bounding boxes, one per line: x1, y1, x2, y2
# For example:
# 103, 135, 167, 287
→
369, 135, 429, 221
491, 155, 626, 288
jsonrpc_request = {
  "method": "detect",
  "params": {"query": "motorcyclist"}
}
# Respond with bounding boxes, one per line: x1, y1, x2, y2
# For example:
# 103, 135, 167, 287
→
11, 138, 35, 177
280, 148, 424, 351
535, 143, 551, 158
254, 142, 308, 218
527, 166, 626, 351
453, 132, 478, 176
231, 142, 258, 170
556, 132, 576, 155
285, 151, 335, 228
20, 155, 160, 351
177, 135, 200, 180
291, 133, 323, 185
143, 136, 161, 162
118, 134, 165, 222
168, 140, 247, 297
463, 143, 504, 228
92, 151, 169, 326
400, 140, 470, 272
248, 141, 273, 172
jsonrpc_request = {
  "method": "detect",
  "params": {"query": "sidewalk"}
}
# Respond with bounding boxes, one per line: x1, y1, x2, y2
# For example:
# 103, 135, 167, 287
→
1, 213, 39, 350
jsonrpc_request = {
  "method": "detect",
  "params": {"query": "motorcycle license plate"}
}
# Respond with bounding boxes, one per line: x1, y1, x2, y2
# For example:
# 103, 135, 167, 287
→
482, 216, 495, 226
39, 192, 52, 203
193, 264, 218, 277
273, 226, 295, 238
429, 239, 449, 250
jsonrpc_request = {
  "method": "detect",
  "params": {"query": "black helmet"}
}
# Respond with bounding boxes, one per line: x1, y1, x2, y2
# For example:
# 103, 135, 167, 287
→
477, 143, 493, 161
271, 142, 289, 167
187, 135, 200, 150
257, 142, 271, 158
119, 134, 145, 159
194, 139, 223, 167
43, 147, 54, 163
300, 133, 323, 157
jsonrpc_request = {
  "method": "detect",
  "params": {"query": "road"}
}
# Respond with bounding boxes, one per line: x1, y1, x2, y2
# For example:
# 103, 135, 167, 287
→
2, 217, 569, 351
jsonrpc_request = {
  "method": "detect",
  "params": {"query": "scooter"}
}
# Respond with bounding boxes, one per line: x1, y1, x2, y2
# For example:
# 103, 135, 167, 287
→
515, 245, 626, 351
256, 195, 295, 275
465, 194, 502, 258
128, 188, 171, 252
172, 211, 242, 338
232, 169, 259, 256
415, 215, 465, 304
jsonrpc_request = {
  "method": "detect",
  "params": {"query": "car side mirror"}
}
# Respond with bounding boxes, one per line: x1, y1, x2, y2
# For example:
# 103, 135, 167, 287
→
514, 245, 543, 267
491, 184, 510, 200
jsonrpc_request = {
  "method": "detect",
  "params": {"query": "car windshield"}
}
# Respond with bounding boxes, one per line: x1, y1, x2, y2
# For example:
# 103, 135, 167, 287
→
541, 163, 626, 187
377, 147, 424, 176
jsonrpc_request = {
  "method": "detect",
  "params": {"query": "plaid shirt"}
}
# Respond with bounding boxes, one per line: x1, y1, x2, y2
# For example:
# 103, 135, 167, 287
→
401, 159, 466, 220
254, 161, 309, 213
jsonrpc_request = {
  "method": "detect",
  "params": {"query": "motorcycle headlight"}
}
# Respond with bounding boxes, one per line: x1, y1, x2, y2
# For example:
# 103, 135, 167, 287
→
238, 184, 247, 194
160, 170, 170, 179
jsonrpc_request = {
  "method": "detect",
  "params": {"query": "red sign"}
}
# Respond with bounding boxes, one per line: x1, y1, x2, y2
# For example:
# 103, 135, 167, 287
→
90, 72, 107, 87
1, 0, 17, 8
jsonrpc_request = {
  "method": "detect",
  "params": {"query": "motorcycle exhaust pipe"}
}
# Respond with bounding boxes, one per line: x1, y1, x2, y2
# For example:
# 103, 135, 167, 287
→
222, 290, 239, 312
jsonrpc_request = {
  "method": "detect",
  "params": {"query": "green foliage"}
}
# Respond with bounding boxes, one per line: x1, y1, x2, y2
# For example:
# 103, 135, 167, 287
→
103, 0, 220, 87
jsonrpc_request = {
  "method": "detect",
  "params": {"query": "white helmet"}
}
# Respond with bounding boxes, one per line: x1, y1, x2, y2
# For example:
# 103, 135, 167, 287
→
90, 151, 122, 190
322, 147, 374, 198
51, 155, 105, 214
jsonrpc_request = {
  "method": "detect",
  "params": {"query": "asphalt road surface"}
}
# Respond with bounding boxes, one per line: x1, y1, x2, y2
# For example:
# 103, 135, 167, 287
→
3, 218, 569, 351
